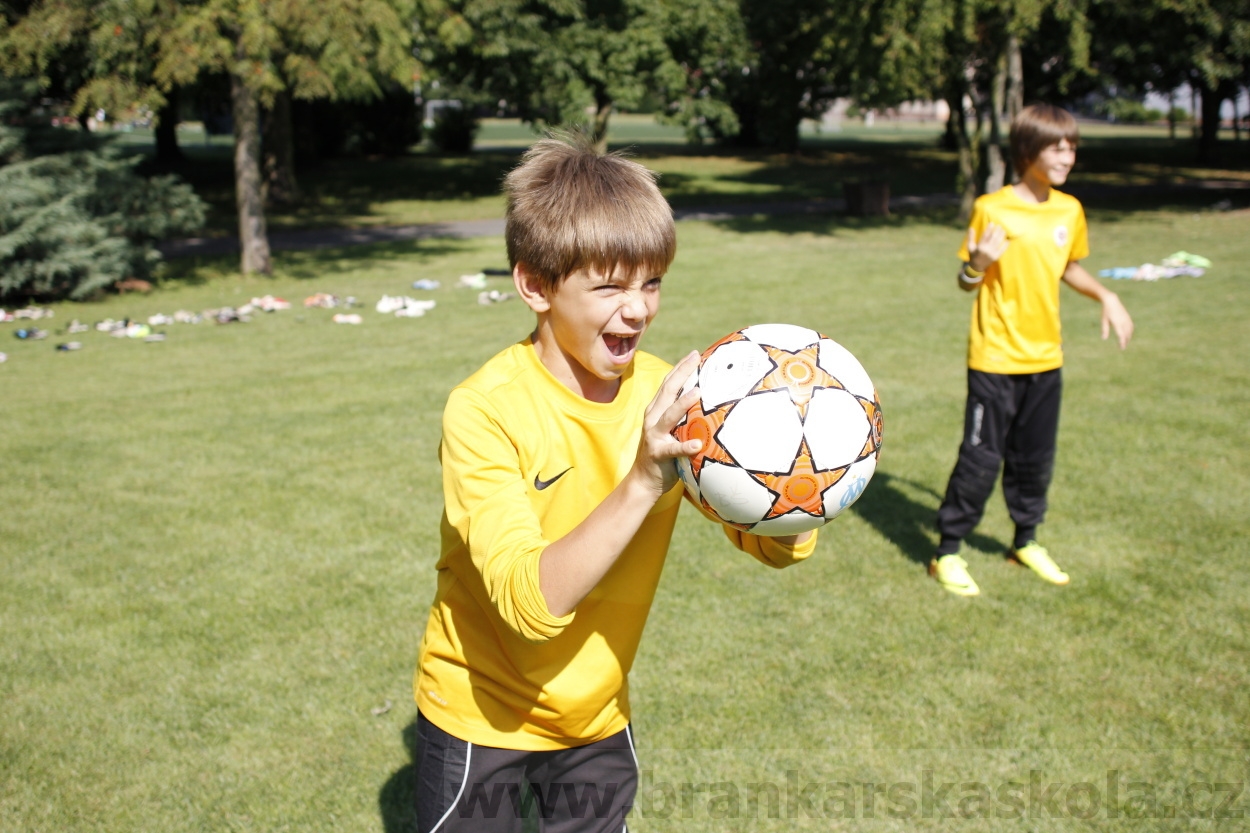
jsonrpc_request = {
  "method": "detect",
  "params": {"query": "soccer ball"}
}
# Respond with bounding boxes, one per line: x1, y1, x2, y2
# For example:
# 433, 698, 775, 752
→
672, 323, 883, 536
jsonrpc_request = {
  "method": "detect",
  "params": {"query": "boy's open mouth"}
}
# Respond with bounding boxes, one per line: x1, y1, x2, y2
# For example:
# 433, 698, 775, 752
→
604, 332, 638, 358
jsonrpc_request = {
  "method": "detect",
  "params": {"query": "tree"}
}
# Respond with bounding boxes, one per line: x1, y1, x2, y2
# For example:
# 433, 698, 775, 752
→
4, 0, 418, 276
152, 0, 417, 275
647, 0, 747, 143
1087, 0, 1250, 164
414, 0, 679, 150
650, 0, 951, 150
1, 0, 193, 167
709, 0, 877, 150
0, 0, 92, 117
898, 0, 1093, 217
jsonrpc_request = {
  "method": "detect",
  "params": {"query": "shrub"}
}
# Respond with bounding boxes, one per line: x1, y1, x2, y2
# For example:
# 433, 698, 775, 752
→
0, 82, 205, 303
1098, 97, 1163, 125
1, 153, 206, 301
1167, 107, 1190, 125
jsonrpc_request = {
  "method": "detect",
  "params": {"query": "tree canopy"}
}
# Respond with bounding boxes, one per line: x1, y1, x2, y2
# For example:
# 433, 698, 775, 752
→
3, 0, 420, 275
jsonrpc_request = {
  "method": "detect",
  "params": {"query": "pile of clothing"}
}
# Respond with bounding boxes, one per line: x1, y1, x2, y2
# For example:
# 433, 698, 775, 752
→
1099, 251, 1211, 281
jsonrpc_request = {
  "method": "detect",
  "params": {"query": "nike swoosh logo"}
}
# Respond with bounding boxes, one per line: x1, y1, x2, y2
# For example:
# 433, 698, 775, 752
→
534, 467, 572, 490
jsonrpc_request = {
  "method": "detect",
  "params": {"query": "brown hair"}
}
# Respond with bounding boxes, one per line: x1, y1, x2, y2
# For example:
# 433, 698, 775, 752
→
1010, 104, 1079, 177
504, 133, 676, 293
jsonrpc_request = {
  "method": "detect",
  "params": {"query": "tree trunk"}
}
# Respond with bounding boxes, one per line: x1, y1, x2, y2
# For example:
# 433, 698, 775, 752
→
1190, 83, 1200, 139
730, 97, 762, 148
264, 89, 300, 206
1004, 33, 1023, 183
231, 70, 272, 276
1197, 80, 1224, 165
154, 87, 185, 170
983, 36, 1021, 194
941, 101, 959, 151
590, 97, 612, 154
948, 84, 978, 223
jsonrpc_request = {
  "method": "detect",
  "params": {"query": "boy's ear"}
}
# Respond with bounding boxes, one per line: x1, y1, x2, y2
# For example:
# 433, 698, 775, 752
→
513, 264, 552, 313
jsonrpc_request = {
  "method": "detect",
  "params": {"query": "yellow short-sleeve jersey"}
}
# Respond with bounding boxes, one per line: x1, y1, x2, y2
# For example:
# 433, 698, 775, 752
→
957, 185, 1090, 373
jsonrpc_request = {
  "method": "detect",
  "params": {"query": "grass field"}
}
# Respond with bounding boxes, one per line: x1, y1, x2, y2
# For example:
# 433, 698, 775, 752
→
3, 133, 1250, 830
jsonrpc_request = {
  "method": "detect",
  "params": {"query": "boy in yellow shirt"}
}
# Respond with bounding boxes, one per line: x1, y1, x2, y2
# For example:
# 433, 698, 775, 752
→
412, 135, 816, 831
931, 104, 1134, 596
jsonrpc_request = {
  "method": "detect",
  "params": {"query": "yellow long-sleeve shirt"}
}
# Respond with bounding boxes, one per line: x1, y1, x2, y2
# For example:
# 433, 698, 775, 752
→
414, 338, 817, 750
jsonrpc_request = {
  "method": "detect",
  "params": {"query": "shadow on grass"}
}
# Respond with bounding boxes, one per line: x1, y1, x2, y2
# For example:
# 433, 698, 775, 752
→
171, 149, 525, 234
379, 717, 540, 833
379, 719, 419, 833
849, 470, 1004, 567
1076, 187, 1250, 221
705, 204, 963, 238
277, 239, 498, 282
160, 238, 490, 286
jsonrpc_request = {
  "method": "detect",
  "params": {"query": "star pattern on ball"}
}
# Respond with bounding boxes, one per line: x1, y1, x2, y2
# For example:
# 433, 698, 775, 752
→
678, 402, 735, 478
703, 329, 750, 353
754, 343, 844, 413
860, 397, 884, 460
754, 438, 849, 521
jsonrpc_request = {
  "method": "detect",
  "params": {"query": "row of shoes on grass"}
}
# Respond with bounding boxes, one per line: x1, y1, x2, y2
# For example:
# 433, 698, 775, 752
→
376, 295, 437, 317
1, 279, 482, 356
9, 315, 174, 347
0, 306, 55, 322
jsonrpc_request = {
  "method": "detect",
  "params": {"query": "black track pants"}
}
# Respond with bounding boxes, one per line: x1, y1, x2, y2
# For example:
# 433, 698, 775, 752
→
935, 369, 1062, 553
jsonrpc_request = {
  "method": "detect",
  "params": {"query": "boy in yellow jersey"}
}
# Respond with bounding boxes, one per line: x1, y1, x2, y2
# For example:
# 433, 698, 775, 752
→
930, 104, 1134, 597
412, 135, 817, 831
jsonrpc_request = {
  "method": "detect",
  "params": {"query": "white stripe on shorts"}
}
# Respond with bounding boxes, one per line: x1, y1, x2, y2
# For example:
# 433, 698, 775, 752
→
428, 741, 473, 833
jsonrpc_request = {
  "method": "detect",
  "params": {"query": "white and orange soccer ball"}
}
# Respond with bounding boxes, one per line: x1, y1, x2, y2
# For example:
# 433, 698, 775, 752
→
673, 323, 883, 536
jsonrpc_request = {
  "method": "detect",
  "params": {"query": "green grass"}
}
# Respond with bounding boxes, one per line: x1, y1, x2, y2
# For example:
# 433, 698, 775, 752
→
3, 197, 1248, 830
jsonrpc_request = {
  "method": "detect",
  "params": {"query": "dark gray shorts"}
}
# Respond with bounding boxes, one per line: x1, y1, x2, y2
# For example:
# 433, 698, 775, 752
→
414, 711, 638, 833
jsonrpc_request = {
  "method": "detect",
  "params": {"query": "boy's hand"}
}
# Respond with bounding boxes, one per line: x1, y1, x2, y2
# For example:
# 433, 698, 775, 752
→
1101, 293, 1134, 349
634, 350, 703, 496
1062, 262, 1134, 350
967, 223, 1009, 272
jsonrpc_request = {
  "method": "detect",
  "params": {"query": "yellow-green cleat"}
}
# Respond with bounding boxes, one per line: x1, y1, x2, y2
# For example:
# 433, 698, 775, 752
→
929, 554, 980, 596
1009, 541, 1069, 585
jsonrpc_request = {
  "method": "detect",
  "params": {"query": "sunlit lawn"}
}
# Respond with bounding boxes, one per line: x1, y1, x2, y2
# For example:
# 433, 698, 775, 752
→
2, 189, 1248, 830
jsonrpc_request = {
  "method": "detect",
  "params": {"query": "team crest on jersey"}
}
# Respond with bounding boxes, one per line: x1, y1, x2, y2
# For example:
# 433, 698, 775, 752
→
1053, 225, 1069, 247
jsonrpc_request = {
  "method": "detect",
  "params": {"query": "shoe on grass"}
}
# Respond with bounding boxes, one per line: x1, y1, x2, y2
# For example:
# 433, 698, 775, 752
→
929, 554, 980, 596
1009, 541, 1069, 585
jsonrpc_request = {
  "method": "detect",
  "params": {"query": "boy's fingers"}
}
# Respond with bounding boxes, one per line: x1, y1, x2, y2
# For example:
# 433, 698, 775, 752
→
984, 225, 1006, 252
658, 350, 700, 396
655, 386, 700, 434
646, 352, 700, 421
666, 435, 703, 459
967, 226, 977, 253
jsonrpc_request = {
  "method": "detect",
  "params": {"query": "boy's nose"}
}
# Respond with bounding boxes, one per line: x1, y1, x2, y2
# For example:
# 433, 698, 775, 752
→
621, 292, 650, 322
